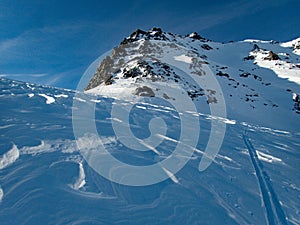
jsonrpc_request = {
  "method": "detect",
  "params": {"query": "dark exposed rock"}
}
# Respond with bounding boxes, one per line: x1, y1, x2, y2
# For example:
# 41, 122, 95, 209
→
120, 29, 147, 45
244, 55, 255, 60
240, 72, 251, 78
220, 66, 228, 70
207, 95, 217, 104
201, 44, 213, 50
252, 44, 260, 51
187, 32, 206, 41
264, 51, 280, 60
187, 90, 205, 99
134, 86, 155, 97
253, 75, 262, 81
84, 56, 115, 90
123, 67, 142, 78
104, 76, 113, 85
216, 71, 229, 78
120, 27, 169, 45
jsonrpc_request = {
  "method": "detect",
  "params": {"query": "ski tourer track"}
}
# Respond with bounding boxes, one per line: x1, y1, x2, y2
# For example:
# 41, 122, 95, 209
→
243, 132, 287, 225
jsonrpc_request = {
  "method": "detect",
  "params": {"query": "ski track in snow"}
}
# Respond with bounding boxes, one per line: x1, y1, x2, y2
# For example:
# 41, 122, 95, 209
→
243, 133, 287, 225
0, 145, 19, 170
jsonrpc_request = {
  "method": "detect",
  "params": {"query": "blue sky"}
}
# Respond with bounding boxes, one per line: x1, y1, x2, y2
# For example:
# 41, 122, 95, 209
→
0, 0, 299, 89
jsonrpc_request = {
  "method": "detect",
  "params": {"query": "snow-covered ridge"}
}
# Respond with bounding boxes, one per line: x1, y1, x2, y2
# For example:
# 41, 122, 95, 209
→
84, 28, 300, 131
281, 37, 300, 55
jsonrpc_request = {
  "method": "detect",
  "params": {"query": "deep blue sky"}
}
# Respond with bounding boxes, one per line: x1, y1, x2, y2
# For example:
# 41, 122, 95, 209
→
1, 0, 299, 89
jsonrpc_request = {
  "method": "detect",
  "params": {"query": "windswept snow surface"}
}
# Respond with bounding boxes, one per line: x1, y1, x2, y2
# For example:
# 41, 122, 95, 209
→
0, 77, 299, 224
0, 145, 19, 170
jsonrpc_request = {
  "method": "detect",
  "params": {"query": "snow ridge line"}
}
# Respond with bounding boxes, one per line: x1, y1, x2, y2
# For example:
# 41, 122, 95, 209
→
243, 132, 287, 225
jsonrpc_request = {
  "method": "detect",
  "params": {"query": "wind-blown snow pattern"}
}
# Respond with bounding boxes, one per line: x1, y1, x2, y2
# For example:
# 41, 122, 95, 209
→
1, 28, 300, 224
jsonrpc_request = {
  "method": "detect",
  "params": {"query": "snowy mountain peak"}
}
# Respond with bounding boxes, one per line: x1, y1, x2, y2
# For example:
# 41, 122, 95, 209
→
84, 29, 300, 131
120, 27, 170, 45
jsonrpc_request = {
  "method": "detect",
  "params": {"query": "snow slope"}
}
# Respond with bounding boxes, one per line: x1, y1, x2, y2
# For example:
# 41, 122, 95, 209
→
0, 77, 299, 224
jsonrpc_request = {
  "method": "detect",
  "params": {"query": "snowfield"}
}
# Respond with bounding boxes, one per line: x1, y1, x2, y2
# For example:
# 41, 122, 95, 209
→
0, 77, 299, 224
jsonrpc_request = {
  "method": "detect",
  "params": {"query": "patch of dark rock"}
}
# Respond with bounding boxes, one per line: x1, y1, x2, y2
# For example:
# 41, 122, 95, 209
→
207, 96, 217, 104
216, 71, 229, 78
201, 44, 213, 50
206, 89, 216, 95
252, 44, 260, 51
244, 55, 255, 60
134, 86, 155, 97
123, 67, 142, 78
120, 27, 169, 45
84, 56, 115, 90
187, 90, 204, 99
264, 51, 280, 60
253, 75, 262, 81
240, 72, 251, 78
105, 76, 113, 85
188, 32, 206, 41
163, 93, 175, 100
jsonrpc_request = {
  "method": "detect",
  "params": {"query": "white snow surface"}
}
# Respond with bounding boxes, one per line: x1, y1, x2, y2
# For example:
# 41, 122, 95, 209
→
250, 50, 300, 85
256, 150, 282, 164
71, 161, 86, 190
174, 54, 193, 64
281, 38, 300, 55
0, 145, 19, 170
0, 188, 3, 203
38, 93, 55, 104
